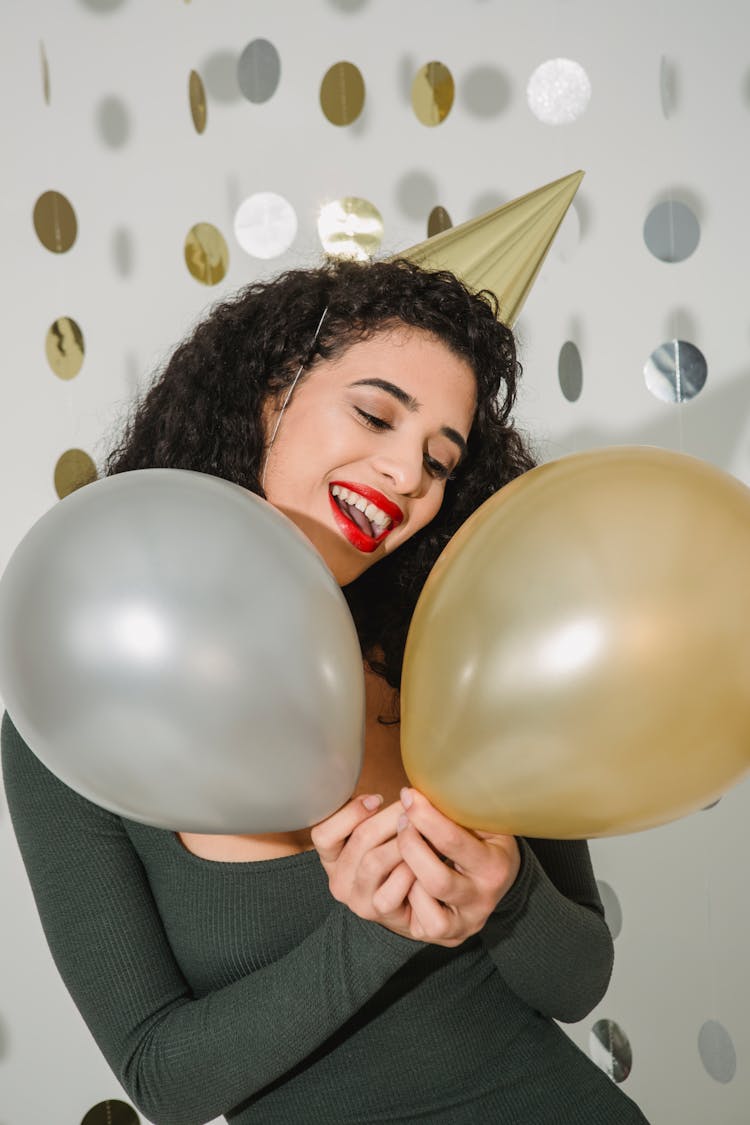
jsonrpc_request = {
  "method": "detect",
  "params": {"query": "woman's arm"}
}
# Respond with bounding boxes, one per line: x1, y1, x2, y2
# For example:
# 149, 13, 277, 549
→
478, 835, 614, 1023
395, 788, 613, 1023
1, 713, 423, 1125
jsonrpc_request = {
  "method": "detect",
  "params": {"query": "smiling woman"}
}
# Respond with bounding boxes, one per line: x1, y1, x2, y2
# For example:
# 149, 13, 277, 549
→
261, 325, 477, 584
1, 257, 651, 1124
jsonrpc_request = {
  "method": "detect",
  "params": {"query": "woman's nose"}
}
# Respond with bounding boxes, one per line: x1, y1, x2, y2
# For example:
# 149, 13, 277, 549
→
370, 443, 426, 498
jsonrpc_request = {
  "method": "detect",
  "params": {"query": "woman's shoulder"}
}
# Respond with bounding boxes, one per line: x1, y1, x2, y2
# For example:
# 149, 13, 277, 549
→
1, 711, 122, 835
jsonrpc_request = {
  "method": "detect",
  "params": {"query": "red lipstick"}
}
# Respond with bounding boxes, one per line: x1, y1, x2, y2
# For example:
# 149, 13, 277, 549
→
328, 481, 403, 554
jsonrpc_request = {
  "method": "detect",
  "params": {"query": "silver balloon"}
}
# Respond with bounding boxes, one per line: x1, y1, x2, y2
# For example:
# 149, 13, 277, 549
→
0, 470, 364, 832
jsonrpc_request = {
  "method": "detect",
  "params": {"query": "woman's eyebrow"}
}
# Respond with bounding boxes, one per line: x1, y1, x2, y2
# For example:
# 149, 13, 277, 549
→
347, 377, 468, 459
348, 377, 419, 410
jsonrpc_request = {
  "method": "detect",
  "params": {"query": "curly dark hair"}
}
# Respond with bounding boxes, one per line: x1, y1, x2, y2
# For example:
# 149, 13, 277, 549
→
102, 257, 536, 690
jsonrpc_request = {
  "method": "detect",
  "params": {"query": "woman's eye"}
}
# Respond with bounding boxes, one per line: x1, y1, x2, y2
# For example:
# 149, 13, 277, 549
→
425, 455, 453, 481
354, 407, 391, 431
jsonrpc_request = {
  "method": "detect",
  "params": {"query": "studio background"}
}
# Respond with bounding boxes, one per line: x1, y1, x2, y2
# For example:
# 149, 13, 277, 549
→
1, 1, 749, 1123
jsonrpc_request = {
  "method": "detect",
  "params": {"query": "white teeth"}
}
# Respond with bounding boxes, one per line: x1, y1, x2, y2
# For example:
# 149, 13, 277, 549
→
331, 484, 393, 531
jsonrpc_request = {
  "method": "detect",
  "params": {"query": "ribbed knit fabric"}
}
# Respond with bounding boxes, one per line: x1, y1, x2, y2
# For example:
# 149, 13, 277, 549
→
2, 713, 650, 1125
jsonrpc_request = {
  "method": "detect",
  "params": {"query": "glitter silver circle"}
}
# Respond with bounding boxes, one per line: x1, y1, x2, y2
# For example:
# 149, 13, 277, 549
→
644, 339, 707, 404
234, 192, 297, 259
698, 1020, 736, 1083
527, 58, 591, 124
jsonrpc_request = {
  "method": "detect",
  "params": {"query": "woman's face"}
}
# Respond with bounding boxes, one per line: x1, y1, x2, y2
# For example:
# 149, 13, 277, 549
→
261, 324, 477, 585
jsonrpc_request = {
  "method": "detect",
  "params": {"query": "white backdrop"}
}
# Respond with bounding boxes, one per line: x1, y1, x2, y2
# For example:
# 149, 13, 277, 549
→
2, 1, 749, 1122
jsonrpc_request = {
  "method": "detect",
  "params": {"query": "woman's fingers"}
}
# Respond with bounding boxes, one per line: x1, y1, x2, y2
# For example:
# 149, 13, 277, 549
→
310, 794, 386, 864
398, 789, 490, 875
397, 789, 523, 946
371, 860, 416, 917
397, 817, 469, 906
407, 879, 459, 944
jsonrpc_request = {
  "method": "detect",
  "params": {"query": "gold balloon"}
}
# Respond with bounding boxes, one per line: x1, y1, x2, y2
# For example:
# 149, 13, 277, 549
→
401, 447, 750, 838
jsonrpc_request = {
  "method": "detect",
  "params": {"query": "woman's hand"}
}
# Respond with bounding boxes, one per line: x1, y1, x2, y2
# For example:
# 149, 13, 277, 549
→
311, 789, 522, 948
396, 788, 522, 948
310, 795, 420, 940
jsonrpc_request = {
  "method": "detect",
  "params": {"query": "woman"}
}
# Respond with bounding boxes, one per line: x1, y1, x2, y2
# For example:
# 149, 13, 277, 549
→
2, 258, 650, 1123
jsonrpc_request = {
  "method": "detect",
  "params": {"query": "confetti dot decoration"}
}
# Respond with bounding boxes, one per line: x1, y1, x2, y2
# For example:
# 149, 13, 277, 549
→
54, 450, 98, 500
80, 1100, 140, 1125
589, 1019, 632, 1082
659, 55, 676, 119
234, 192, 297, 259
596, 880, 623, 939
643, 339, 707, 404
643, 200, 700, 263
189, 69, 207, 133
558, 340, 583, 402
96, 95, 131, 148
527, 59, 591, 124
33, 190, 77, 253
184, 222, 229, 285
427, 205, 452, 237
79, 0, 127, 10
412, 61, 455, 126
320, 61, 365, 125
318, 197, 383, 260
698, 1020, 737, 1083
237, 39, 281, 104
45, 317, 85, 380
40, 40, 50, 104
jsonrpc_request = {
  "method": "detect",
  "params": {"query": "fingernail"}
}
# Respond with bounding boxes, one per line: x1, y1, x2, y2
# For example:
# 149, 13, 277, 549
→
397, 813, 409, 831
362, 794, 383, 811
400, 787, 413, 810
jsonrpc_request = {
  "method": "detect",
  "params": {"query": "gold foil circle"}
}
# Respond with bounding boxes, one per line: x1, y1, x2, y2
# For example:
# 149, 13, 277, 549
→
320, 61, 365, 125
46, 317, 85, 381
427, 205, 452, 237
54, 450, 98, 500
184, 222, 229, 285
40, 41, 50, 105
33, 190, 77, 253
318, 197, 383, 261
189, 70, 207, 134
412, 61, 454, 126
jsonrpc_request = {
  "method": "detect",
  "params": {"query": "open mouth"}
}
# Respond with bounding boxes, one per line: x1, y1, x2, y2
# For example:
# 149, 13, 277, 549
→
328, 483, 401, 553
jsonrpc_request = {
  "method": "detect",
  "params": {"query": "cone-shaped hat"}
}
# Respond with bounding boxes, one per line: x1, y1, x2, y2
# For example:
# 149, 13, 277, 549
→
399, 170, 584, 326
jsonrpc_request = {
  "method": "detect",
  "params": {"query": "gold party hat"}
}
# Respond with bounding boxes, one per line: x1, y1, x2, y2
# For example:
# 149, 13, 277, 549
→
400, 171, 584, 326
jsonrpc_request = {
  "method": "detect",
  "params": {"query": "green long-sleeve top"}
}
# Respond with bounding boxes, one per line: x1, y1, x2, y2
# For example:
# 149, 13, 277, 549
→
2, 713, 650, 1124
